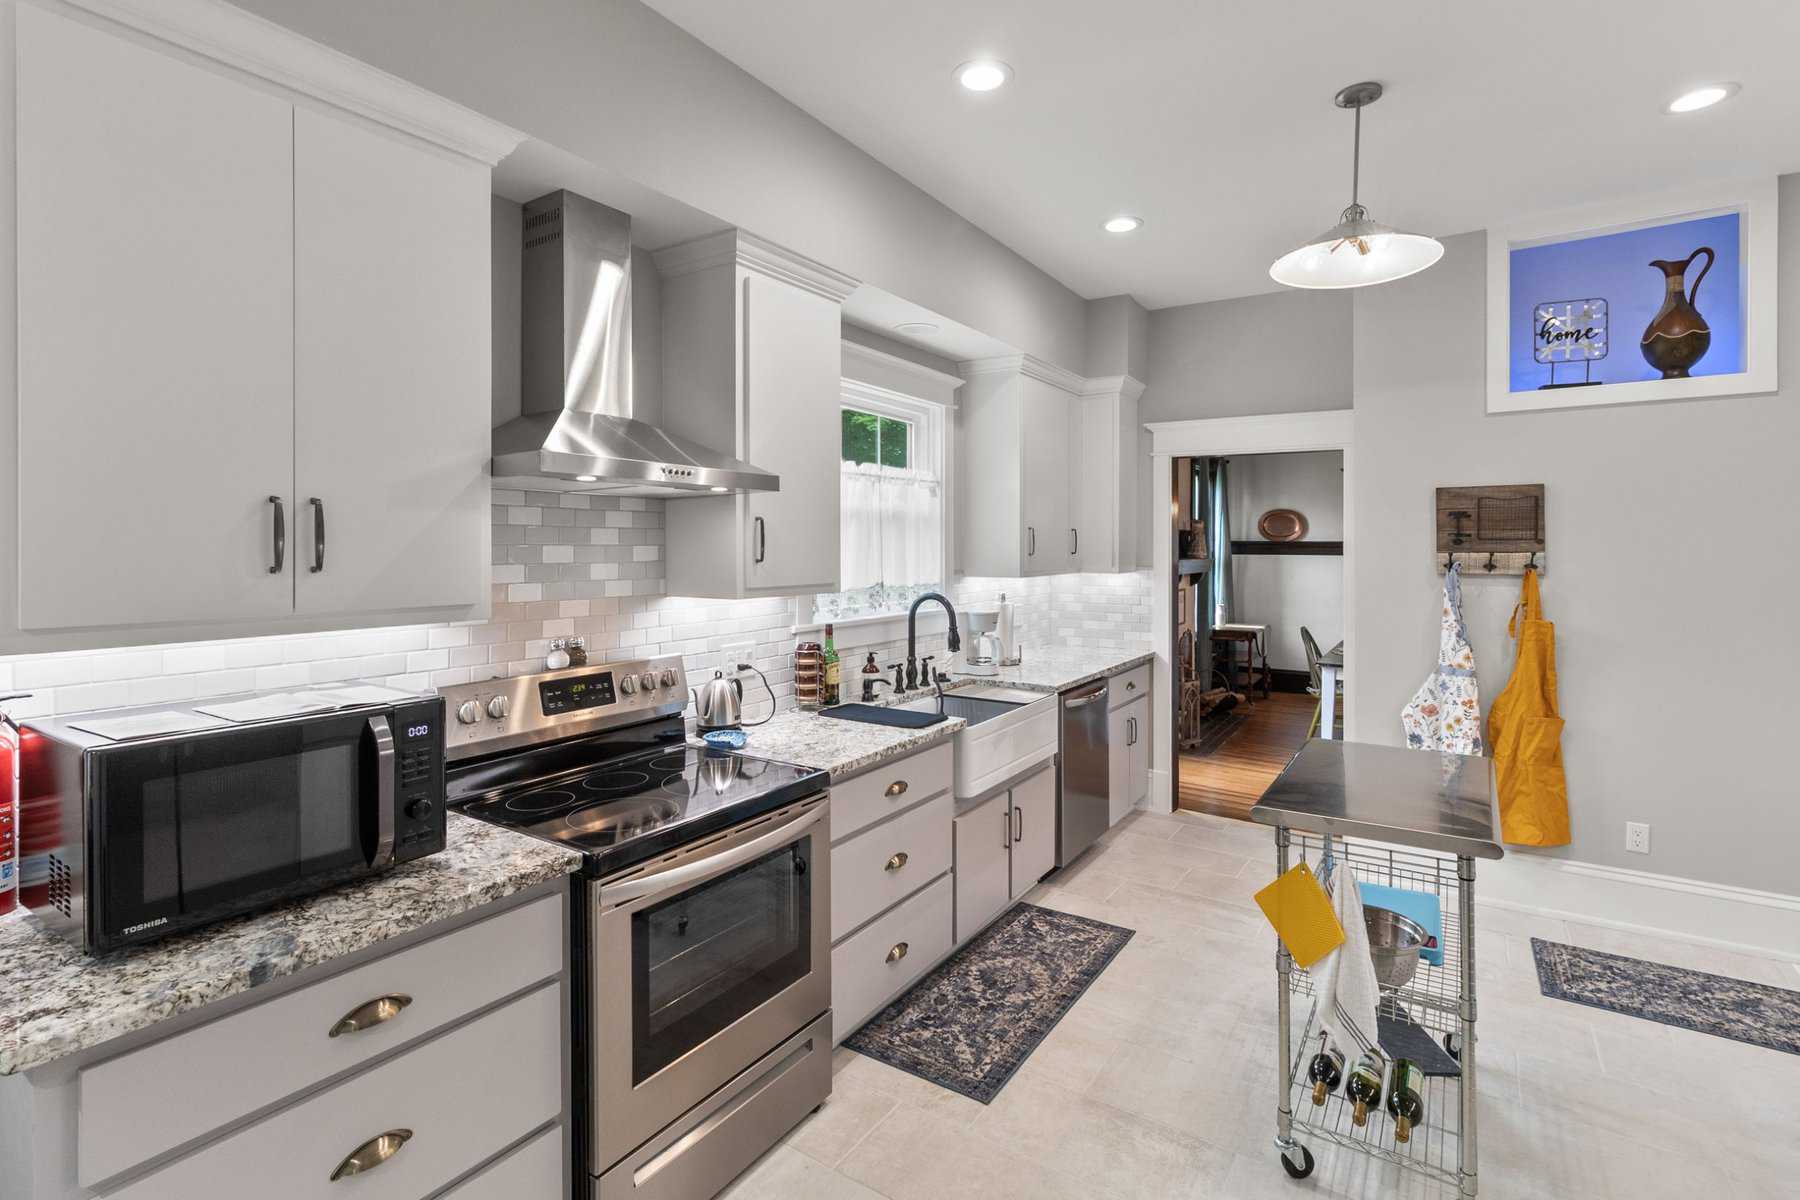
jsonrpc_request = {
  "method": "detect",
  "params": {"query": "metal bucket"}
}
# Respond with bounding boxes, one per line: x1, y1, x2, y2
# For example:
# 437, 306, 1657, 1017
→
1363, 907, 1428, 989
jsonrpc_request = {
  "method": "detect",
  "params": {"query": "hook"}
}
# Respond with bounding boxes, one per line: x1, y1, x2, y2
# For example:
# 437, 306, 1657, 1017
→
1526, 551, 1539, 573
1484, 551, 1497, 573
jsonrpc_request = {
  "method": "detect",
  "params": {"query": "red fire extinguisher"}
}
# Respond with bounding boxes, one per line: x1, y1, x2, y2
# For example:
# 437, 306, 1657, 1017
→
0, 694, 26, 917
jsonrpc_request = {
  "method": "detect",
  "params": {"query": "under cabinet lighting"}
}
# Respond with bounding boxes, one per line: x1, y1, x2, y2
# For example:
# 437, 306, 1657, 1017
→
574, 475, 598, 482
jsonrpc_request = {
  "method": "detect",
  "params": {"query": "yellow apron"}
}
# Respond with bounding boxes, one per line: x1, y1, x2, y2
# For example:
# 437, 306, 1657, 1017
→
1487, 570, 1570, 846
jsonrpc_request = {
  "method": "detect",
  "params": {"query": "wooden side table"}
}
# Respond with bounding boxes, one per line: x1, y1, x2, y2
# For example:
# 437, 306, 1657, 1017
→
1211, 623, 1270, 703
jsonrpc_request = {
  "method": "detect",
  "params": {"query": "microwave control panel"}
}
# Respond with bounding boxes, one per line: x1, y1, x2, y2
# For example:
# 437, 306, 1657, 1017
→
391, 697, 447, 861
439, 655, 688, 761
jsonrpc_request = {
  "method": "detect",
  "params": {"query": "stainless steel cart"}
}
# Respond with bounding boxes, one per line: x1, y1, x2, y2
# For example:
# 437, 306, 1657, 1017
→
1250, 740, 1503, 1197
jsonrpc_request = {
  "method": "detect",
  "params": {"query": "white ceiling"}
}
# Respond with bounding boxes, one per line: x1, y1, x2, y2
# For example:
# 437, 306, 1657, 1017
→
643, 0, 1800, 309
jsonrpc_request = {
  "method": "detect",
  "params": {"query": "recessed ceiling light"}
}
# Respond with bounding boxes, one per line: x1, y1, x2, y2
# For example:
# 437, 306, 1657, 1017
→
574, 475, 598, 482
1667, 83, 1738, 113
895, 320, 940, 334
1103, 215, 1143, 234
956, 60, 1011, 92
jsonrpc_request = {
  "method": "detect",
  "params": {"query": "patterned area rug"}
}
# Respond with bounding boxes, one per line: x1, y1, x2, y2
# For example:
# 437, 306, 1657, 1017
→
1532, 939, 1800, 1055
845, 903, 1134, 1102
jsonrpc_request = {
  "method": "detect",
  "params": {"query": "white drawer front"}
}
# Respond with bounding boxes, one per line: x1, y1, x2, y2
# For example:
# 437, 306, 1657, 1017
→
830, 792, 951, 940
109, 983, 562, 1200
829, 743, 951, 843
831, 874, 953, 1042
443, 1125, 564, 1199
81, 894, 563, 1186
1107, 663, 1151, 711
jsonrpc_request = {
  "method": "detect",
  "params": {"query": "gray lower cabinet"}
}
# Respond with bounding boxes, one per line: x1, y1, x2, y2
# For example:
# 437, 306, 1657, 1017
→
952, 761, 1058, 944
0, 886, 569, 1200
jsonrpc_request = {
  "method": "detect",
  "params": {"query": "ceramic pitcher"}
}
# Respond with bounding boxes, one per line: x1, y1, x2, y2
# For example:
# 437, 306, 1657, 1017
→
1640, 246, 1713, 379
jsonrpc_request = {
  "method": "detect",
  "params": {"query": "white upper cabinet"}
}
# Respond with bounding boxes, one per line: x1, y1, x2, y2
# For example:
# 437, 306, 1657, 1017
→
292, 108, 490, 617
1075, 376, 1146, 573
14, 7, 296, 632
657, 232, 858, 599
1, 5, 521, 651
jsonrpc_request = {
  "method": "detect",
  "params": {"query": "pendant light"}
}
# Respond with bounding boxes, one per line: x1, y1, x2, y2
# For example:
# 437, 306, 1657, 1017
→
1269, 81, 1442, 289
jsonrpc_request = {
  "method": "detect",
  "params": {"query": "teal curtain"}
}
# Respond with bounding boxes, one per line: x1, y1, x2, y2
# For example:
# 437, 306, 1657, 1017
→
1206, 458, 1232, 626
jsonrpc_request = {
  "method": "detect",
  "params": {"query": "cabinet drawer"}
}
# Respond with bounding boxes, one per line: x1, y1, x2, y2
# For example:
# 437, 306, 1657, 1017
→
831, 792, 951, 939
443, 1125, 564, 1199
1108, 663, 1151, 710
109, 983, 561, 1200
80, 894, 563, 1185
831, 874, 953, 1041
829, 743, 951, 843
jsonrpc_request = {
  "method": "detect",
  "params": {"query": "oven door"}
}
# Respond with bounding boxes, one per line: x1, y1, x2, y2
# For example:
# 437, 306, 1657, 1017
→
591, 795, 829, 1170
86, 710, 396, 950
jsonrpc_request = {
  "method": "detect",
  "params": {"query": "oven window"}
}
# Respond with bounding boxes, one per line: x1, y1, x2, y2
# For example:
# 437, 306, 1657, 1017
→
631, 836, 813, 1084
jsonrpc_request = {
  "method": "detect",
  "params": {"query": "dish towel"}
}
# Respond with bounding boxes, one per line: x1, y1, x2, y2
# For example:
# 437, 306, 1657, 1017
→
1401, 563, 1484, 755
1312, 856, 1383, 1069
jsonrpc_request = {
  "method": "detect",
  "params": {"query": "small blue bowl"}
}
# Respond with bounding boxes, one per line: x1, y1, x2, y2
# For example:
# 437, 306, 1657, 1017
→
702, 729, 748, 750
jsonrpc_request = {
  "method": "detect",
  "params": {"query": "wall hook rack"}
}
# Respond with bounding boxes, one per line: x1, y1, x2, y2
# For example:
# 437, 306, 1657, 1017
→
1435, 484, 1546, 577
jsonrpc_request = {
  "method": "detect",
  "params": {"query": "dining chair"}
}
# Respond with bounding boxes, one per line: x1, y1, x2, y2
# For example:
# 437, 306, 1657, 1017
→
1301, 626, 1341, 737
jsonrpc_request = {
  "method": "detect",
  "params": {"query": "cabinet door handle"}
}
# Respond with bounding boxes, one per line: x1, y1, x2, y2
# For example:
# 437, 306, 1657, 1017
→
886, 941, 909, 964
753, 515, 766, 564
309, 497, 326, 573
1027, 526, 1035, 557
885, 851, 909, 872
328, 993, 412, 1038
267, 496, 285, 574
330, 1129, 413, 1181
884, 779, 908, 798
1014, 804, 1023, 842
1127, 716, 1137, 746
1070, 527, 1078, 556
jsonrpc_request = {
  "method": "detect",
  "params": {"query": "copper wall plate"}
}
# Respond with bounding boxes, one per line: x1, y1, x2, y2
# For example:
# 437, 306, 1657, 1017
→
1258, 509, 1308, 542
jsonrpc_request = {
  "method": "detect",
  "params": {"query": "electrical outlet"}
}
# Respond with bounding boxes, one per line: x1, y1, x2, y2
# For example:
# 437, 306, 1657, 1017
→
1625, 822, 1651, 855
720, 640, 756, 674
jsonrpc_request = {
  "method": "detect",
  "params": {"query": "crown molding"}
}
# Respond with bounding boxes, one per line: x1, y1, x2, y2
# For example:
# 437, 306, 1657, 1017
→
957, 353, 1084, 395
653, 229, 859, 303
841, 340, 965, 394
1080, 374, 1147, 403
62, 0, 526, 164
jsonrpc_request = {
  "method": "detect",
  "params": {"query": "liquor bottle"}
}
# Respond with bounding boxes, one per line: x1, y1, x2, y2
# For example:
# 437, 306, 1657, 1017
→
1344, 1050, 1384, 1127
821, 624, 841, 706
1306, 1033, 1345, 1106
1386, 1059, 1426, 1143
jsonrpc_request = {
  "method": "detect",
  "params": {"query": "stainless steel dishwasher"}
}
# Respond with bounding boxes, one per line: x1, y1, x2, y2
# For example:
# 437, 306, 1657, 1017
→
1057, 679, 1110, 866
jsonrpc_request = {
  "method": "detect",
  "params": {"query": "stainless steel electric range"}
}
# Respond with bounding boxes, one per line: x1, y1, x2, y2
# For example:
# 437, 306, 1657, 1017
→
440, 657, 831, 1200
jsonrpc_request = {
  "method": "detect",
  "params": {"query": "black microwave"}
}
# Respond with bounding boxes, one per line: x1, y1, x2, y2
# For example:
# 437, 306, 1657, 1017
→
22, 694, 446, 953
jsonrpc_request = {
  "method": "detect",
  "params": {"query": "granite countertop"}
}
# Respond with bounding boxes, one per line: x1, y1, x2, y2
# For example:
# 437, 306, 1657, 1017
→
717, 648, 1151, 780
0, 814, 581, 1077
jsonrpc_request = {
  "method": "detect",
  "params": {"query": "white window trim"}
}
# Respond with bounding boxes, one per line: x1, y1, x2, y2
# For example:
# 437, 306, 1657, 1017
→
810, 377, 956, 626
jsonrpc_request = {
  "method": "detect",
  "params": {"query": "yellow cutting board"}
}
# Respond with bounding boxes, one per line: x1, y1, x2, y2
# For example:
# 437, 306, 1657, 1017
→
1253, 861, 1344, 968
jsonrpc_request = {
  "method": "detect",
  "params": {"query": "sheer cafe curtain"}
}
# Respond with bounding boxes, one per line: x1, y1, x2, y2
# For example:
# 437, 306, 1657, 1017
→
840, 462, 941, 590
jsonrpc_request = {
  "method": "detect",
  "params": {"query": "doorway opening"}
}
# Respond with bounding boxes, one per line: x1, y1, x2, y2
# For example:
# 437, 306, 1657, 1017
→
1172, 450, 1344, 819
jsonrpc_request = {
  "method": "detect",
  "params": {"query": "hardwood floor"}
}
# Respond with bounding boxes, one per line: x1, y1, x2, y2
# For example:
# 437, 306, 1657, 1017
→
1177, 690, 1322, 821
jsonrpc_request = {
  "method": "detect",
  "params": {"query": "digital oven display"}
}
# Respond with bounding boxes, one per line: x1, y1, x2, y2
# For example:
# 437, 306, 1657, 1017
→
538, 672, 617, 716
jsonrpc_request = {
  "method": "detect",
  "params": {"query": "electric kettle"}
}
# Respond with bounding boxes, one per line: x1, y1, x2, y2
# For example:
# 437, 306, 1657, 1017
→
691, 670, 743, 731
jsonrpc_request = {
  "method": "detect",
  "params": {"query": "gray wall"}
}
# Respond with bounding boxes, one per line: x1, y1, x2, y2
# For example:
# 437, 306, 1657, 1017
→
1142, 288, 1353, 423
1085, 294, 1149, 380
234, 0, 1089, 373
1228, 451, 1344, 672
1351, 187, 1800, 896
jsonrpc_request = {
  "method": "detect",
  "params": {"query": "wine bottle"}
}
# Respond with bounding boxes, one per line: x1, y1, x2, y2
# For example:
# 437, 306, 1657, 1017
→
1306, 1033, 1345, 1106
1344, 1050, 1384, 1127
822, 624, 841, 706
1386, 1059, 1426, 1143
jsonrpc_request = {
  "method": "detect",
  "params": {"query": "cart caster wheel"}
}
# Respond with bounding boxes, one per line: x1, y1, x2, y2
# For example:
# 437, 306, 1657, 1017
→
1444, 1033, 1462, 1061
1280, 1145, 1315, 1179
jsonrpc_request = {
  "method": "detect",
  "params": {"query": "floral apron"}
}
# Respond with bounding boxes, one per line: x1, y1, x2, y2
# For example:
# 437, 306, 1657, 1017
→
1488, 569, 1570, 847
1401, 563, 1483, 755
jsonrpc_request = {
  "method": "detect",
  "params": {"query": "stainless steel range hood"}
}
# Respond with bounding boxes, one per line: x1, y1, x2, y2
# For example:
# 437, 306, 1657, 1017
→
492, 190, 778, 496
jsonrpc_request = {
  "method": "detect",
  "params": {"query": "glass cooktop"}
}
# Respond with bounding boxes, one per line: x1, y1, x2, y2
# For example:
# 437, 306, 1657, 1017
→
455, 745, 827, 875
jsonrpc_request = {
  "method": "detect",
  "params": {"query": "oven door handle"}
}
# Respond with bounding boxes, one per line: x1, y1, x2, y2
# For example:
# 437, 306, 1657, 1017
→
600, 802, 825, 907
367, 714, 396, 868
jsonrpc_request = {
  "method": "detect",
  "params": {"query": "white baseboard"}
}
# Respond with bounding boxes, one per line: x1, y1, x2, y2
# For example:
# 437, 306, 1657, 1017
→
1476, 851, 1800, 963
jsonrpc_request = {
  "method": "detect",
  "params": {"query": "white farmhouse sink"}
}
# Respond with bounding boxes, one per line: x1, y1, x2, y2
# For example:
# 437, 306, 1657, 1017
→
896, 686, 1057, 798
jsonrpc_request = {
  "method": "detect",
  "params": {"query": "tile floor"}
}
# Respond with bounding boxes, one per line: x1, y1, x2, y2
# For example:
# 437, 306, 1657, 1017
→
723, 807, 1800, 1200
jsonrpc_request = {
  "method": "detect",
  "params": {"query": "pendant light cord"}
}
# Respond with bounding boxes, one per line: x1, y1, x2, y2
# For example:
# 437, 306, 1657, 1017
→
1351, 102, 1361, 209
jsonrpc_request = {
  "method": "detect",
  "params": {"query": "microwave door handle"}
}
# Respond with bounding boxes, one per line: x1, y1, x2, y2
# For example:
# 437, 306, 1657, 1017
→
367, 715, 396, 868
601, 802, 825, 907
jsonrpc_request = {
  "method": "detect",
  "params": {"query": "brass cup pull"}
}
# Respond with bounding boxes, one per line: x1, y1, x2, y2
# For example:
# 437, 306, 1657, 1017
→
328, 993, 413, 1038
330, 1128, 413, 1181
885, 851, 909, 872
886, 941, 909, 964
884, 780, 908, 798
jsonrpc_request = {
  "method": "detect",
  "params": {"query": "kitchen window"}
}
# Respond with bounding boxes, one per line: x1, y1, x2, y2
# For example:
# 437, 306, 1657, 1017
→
812, 385, 947, 624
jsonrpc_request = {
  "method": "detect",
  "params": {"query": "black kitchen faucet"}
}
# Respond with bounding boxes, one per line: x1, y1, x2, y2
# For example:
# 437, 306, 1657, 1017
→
904, 592, 961, 690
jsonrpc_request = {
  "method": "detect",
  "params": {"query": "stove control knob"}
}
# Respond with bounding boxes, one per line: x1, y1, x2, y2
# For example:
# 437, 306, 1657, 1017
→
456, 700, 483, 725
639, 672, 659, 691
660, 668, 679, 687
619, 675, 637, 696
487, 695, 511, 720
